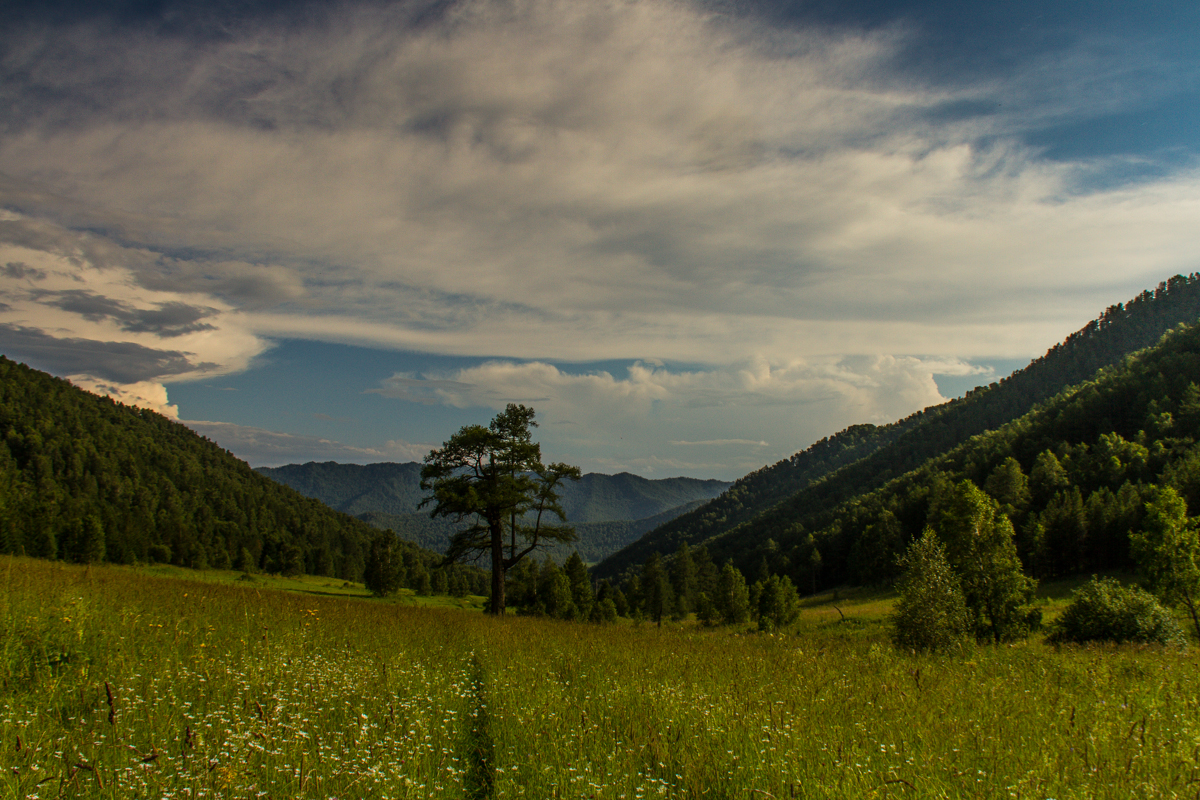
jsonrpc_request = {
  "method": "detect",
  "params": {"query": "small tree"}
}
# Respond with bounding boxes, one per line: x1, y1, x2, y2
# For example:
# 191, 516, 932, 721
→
83, 515, 105, 564
713, 561, 751, 625
421, 404, 581, 615
641, 552, 673, 626
506, 558, 540, 612
670, 542, 697, 618
564, 552, 595, 621
985, 456, 1031, 517
756, 574, 801, 632
928, 479, 1038, 642
891, 529, 969, 652
363, 530, 404, 597
1132, 486, 1200, 639
537, 558, 576, 620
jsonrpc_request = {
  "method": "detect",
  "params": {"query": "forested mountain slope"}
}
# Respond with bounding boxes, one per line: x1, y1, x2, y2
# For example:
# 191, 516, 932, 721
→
258, 461, 728, 561
255, 461, 428, 517
0, 356, 409, 580
691, 320, 1200, 592
594, 274, 1200, 581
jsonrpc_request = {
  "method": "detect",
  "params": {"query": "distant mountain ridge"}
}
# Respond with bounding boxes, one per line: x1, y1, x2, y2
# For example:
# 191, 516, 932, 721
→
593, 273, 1200, 582
256, 461, 730, 562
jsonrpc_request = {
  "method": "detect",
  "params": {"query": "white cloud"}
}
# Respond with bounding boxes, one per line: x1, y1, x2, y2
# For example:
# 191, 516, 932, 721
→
66, 376, 180, 419
1, 0, 1197, 377
368, 355, 973, 475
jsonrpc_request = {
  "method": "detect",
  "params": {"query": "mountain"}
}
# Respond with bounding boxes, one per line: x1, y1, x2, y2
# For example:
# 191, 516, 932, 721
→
0, 356, 410, 580
355, 497, 713, 563
256, 461, 730, 561
594, 273, 1200, 582
691, 318, 1200, 592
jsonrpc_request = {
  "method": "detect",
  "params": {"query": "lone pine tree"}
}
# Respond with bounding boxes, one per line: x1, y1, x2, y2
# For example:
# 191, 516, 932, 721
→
420, 404, 580, 615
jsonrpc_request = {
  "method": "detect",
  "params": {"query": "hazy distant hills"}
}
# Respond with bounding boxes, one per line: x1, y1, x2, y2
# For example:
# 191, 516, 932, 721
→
594, 273, 1200, 583
256, 462, 730, 562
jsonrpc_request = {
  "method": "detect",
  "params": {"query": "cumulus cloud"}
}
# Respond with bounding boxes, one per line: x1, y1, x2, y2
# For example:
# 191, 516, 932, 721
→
374, 355, 976, 415
183, 420, 434, 467
367, 355, 981, 474
66, 375, 180, 419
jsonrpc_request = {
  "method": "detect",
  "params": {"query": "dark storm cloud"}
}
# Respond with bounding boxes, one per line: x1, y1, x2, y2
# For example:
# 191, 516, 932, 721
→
34, 289, 218, 336
0, 323, 215, 382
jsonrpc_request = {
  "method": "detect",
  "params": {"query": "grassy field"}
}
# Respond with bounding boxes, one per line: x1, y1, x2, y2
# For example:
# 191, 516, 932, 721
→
120, 563, 489, 611
3, 557, 1198, 799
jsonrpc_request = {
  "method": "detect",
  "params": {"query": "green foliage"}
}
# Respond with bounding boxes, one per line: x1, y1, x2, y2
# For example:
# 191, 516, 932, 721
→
363, 529, 405, 596
505, 553, 614, 623
754, 573, 801, 632
985, 457, 1031, 516
714, 561, 751, 624
640, 552, 673, 625
669, 541, 696, 618
890, 529, 969, 652
928, 480, 1038, 642
536, 558, 576, 620
1131, 486, 1200, 639
563, 551, 594, 621
1048, 577, 1186, 645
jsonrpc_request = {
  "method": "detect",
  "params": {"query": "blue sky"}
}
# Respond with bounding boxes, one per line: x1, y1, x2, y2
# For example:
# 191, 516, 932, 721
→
1, 0, 1198, 479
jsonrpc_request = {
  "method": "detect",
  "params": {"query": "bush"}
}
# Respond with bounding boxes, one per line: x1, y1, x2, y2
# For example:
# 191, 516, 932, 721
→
1048, 577, 1186, 645
891, 529, 970, 652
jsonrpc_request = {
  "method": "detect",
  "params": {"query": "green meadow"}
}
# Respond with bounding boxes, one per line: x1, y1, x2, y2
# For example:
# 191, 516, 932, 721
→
4, 556, 1198, 799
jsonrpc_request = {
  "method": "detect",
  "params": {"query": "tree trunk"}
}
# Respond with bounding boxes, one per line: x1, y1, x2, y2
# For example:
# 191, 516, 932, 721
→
1184, 590, 1200, 642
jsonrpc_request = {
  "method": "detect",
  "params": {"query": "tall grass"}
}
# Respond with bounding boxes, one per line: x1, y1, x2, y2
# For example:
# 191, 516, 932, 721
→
3, 556, 1198, 798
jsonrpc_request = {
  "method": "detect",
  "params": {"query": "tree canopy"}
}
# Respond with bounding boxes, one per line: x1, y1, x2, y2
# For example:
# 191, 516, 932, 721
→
420, 404, 580, 615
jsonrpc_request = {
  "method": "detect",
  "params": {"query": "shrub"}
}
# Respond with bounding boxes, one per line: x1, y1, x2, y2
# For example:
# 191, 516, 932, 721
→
1048, 577, 1186, 645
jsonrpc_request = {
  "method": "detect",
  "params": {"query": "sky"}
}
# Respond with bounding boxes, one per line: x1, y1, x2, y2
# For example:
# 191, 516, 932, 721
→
1, 0, 1198, 480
